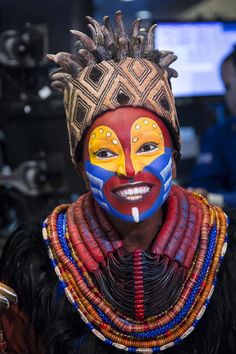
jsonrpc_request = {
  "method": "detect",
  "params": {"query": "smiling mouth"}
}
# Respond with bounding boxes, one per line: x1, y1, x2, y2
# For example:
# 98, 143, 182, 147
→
112, 183, 152, 202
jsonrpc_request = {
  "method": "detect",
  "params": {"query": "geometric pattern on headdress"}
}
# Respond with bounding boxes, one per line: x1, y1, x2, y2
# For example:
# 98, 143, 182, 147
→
48, 11, 181, 164
64, 58, 180, 164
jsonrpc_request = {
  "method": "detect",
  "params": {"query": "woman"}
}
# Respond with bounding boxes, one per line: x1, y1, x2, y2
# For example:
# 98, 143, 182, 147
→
0, 11, 236, 354
190, 47, 236, 209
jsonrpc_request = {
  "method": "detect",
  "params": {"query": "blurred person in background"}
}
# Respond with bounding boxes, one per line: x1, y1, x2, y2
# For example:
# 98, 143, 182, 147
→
190, 47, 236, 209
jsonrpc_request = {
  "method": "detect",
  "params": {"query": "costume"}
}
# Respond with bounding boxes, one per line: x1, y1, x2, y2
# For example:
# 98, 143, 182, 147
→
0, 11, 235, 354
0, 199, 236, 354
190, 117, 236, 208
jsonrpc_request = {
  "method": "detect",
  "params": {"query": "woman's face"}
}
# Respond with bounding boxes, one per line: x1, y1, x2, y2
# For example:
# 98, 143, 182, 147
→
82, 107, 175, 223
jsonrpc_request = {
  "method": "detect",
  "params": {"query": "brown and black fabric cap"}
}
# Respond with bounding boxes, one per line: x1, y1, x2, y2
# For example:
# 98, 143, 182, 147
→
48, 11, 181, 164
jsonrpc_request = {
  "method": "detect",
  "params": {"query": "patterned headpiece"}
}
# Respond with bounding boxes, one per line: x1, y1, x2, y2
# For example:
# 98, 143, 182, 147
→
48, 11, 180, 164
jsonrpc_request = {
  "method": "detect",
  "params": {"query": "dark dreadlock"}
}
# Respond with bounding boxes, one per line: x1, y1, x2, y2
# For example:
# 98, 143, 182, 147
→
47, 10, 178, 93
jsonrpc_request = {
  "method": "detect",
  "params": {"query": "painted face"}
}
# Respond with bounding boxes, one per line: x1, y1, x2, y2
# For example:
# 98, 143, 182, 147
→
83, 107, 173, 223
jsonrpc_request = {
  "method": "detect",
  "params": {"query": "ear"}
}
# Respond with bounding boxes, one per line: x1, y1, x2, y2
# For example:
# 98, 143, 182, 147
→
172, 150, 178, 179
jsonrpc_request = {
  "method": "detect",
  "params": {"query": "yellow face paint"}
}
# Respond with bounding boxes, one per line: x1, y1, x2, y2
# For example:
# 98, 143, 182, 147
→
88, 125, 126, 175
88, 117, 165, 176
130, 117, 165, 174
84, 107, 172, 223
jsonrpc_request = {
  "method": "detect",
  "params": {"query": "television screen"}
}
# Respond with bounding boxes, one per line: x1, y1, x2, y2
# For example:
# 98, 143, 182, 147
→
154, 21, 236, 97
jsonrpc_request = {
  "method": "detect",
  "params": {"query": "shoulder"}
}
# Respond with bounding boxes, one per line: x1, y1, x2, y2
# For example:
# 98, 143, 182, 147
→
167, 211, 236, 354
204, 119, 236, 138
202, 123, 222, 137
222, 210, 236, 284
200, 209, 236, 353
200, 121, 235, 146
227, 209, 236, 229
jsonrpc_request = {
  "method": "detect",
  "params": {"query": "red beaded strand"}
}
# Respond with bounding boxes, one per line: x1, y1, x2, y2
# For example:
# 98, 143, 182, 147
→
164, 187, 189, 260
133, 249, 145, 321
183, 197, 203, 269
175, 193, 201, 266
152, 193, 178, 255
83, 193, 114, 255
72, 194, 105, 265
67, 202, 100, 272
94, 200, 123, 250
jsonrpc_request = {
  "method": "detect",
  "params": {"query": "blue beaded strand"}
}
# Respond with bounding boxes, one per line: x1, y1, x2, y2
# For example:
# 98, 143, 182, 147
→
56, 212, 89, 285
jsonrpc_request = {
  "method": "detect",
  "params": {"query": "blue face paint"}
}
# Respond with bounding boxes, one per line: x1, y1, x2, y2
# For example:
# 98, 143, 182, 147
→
85, 163, 114, 213
85, 147, 173, 223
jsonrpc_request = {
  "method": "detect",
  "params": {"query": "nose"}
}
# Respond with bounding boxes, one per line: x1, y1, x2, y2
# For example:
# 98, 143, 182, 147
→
125, 160, 136, 178
116, 158, 136, 178
116, 163, 127, 177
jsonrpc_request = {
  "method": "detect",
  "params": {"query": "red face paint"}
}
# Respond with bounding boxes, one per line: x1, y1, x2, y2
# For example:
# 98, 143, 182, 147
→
83, 107, 173, 222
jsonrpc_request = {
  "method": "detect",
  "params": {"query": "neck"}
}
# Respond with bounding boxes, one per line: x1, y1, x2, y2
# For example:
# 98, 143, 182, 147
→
108, 208, 163, 252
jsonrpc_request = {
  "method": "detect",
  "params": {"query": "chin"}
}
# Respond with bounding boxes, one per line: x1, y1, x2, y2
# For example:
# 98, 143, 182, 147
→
104, 191, 168, 223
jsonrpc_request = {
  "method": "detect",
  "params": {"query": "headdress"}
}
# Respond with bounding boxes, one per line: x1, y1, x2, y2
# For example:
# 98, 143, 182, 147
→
48, 11, 180, 164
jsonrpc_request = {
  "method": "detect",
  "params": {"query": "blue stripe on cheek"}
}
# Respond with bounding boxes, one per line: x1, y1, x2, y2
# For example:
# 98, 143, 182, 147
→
84, 147, 173, 223
143, 148, 173, 183
84, 161, 115, 211
85, 161, 115, 188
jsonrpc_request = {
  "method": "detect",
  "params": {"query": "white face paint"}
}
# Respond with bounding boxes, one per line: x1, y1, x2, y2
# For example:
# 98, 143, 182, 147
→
132, 207, 140, 223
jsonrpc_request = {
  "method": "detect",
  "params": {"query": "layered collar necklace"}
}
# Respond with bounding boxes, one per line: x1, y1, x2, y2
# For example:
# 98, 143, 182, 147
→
42, 185, 228, 352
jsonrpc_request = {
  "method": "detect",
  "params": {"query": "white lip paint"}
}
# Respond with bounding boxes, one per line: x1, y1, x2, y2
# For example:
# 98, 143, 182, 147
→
132, 207, 140, 223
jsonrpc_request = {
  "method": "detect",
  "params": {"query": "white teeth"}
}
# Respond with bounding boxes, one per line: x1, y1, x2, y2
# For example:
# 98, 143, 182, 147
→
125, 195, 143, 201
128, 188, 134, 195
115, 186, 150, 199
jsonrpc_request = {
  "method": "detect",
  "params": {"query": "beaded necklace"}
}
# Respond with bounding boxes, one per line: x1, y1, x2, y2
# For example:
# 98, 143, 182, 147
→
42, 185, 228, 352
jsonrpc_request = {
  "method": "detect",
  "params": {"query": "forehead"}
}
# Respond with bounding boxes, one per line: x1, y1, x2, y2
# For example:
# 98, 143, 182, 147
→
84, 107, 172, 145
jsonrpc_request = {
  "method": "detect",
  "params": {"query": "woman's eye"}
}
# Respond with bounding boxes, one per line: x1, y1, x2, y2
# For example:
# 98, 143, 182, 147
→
137, 142, 159, 154
95, 149, 117, 159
